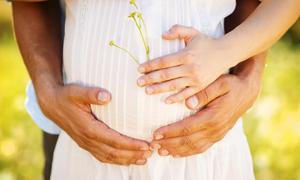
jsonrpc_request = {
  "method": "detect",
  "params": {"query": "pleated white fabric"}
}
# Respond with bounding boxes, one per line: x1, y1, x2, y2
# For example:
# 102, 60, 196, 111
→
51, 0, 255, 179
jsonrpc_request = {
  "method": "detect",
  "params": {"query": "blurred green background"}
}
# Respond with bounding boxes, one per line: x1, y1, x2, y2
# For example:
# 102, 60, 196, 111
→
0, 1, 299, 180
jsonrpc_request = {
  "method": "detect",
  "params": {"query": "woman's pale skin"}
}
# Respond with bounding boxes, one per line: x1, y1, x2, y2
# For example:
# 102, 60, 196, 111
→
137, 0, 300, 109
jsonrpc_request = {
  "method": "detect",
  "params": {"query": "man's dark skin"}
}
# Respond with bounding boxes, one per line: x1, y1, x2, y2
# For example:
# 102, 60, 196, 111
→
12, 0, 265, 179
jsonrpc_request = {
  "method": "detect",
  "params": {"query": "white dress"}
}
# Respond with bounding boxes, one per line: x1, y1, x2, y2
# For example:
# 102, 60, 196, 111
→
51, 0, 255, 179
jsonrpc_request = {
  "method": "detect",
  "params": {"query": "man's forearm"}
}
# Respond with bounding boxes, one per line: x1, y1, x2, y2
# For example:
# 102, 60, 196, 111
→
12, 1, 63, 99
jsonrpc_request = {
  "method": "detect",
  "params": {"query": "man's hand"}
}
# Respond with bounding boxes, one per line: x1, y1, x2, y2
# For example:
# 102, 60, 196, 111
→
150, 53, 266, 157
38, 84, 152, 165
12, 1, 152, 166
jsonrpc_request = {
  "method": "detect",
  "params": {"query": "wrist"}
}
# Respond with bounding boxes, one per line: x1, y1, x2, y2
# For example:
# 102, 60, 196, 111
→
216, 36, 245, 68
234, 52, 267, 95
33, 74, 63, 107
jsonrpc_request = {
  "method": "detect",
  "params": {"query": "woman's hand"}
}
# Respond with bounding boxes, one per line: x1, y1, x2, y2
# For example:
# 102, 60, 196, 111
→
137, 24, 234, 104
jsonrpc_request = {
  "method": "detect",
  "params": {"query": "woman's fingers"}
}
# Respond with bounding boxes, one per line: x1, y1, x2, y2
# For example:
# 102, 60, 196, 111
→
162, 24, 199, 44
137, 65, 191, 87
138, 51, 185, 74
185, 75, 230, 110
145, 77, 195, 95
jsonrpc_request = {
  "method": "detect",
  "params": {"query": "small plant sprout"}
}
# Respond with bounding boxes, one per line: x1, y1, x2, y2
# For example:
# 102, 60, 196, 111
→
109, 40, 139, 64
109, 0, 150, 64
128, 11, 150, 61
129, 0, 139, 10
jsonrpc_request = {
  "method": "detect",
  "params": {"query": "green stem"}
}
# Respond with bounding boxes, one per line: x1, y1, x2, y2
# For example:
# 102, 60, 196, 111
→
133, 3, 139, 10
130, 2, 150, 60
110, 42, 139, 64
139, 15, 150, 60
132, 16, 150, 60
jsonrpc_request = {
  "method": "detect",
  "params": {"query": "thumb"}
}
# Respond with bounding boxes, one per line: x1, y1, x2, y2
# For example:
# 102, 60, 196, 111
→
66, 84, 111, 105
185, 76, 230, 110
162, 24, 199, 44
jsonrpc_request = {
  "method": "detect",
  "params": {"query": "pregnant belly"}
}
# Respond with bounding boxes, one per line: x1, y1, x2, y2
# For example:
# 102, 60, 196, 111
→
61, 0, 232, 140
63, 30, 193, 140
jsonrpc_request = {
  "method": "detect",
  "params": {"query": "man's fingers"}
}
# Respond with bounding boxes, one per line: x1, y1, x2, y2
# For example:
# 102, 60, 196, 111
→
185, 75, 230, 110
145, 77, 195, 95
72, 114, 151, 166
138, 51, 184, 74
162, 24, 199, 44
177, 142, 213, 157
87, 120, 150, 151
152, 132, 205, 156
153, 108, 216, 140
165, 86, 200, 104
92, 143, 152, 166
137, 65, 191, 87
66, 84, 111, 105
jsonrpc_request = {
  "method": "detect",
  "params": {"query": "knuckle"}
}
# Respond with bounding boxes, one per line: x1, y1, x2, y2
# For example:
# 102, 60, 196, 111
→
188, 64, 200, 75
105, 150, 119, 161
159, 71, 168, 81
196, 146, 206, 154
191, 77, 201, 87
182, 51, 195, 64
109, 139, 120, 149
180, 136, 197, 151
181, 124, 193, 136
205, 121, 215, 130
144, 76, 151, 84
82, 125, 97, 139
157, 58, 167, 67
169, 81, 178, 91
198, 89, 209, 104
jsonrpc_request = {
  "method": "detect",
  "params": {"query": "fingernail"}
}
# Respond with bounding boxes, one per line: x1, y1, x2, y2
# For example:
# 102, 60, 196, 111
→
146, 87, 154, 94
160, 149, 169, 156
137, 78, 145, 86
165, 99, 173, 104
154, 134, 163, 140
187, 96, 199, 109
138, 66, 146, 73
152, 144, 161, 150
98, 92, 109, 102
136, 159, 146, 165
143, 151, 152, 159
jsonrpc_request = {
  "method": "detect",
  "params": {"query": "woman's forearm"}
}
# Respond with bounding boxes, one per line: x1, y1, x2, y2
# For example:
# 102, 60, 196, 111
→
221, 0, 300, 67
